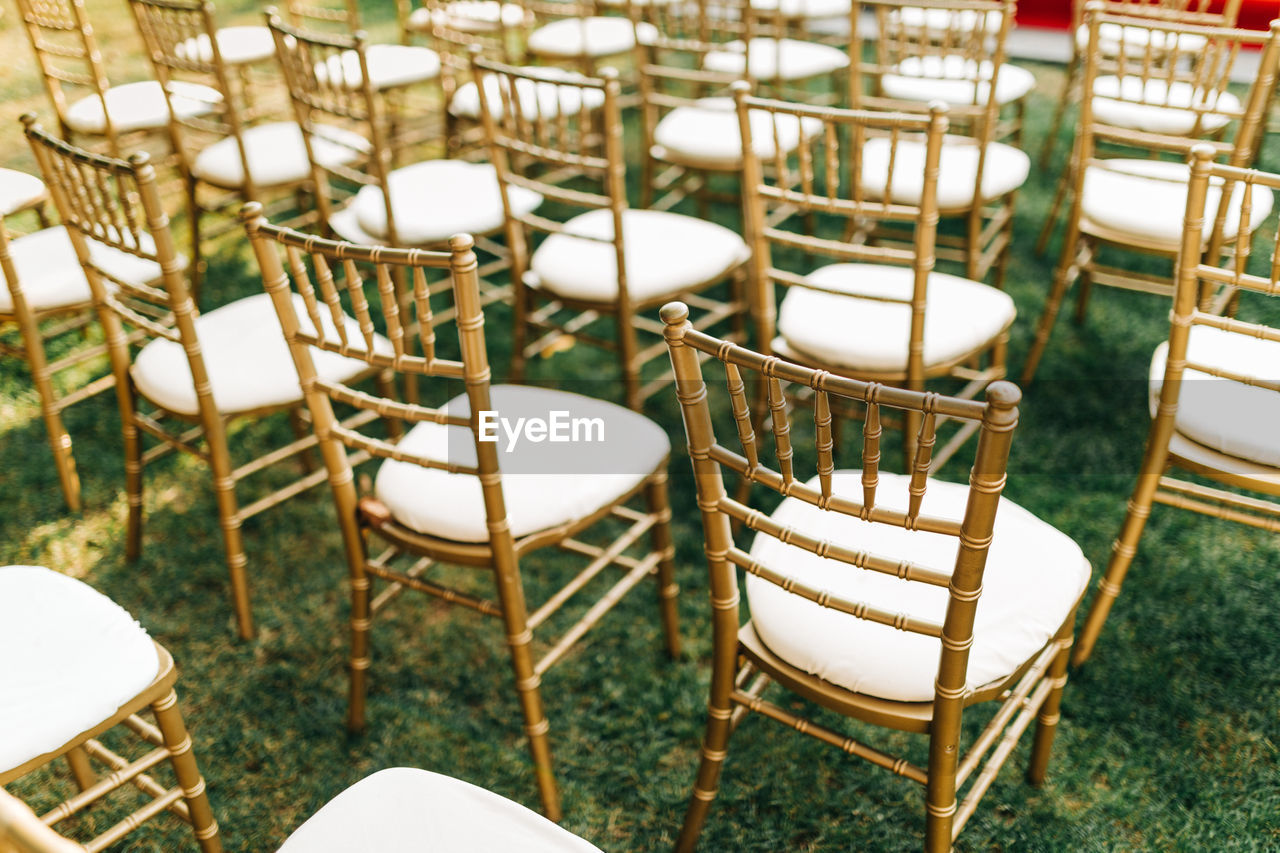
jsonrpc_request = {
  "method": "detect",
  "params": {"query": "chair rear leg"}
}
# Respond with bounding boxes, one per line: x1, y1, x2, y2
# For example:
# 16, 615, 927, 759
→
1074, 487, 1158, 666
644, 470, 681, 658
151, 689, 223, 853
675, 695, 736, 853
507, 630, 561, 821
64, 746, 95, 790
207, 429, 253, 640
1020, 227, 1085, 386
1038, 53, 1079, 172
24, 325, 82, 512
1028, 617, 1075, 786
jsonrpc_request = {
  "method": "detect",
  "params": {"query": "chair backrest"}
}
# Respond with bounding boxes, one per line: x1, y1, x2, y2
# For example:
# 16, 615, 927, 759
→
734, 84, 948, 387
12, 0, 123, 154
127, 0, 266, 196
1169, 144, 1280, 417
0, 790, 83, 853
628, 0, 751, 110
240, 204, 521, 554
470, 54, 632, 297
1070, 0, 1242, 33
1077, 4, 1280, 169
661, 299, 1022, 720
19, 117, 219, 421
849, 0, 1014, 141
284, 0, 362, 31
266, 15, 397, 239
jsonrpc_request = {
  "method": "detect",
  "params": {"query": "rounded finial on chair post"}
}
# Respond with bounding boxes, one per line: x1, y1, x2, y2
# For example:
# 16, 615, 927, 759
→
983, 381, 1022, 430
449, 232, 475, 253
127, 151, 151, 168
19, 113, 38, 131
661, 301, 690, 327
239, 201, 265, 234
1269, 18, 1280, 37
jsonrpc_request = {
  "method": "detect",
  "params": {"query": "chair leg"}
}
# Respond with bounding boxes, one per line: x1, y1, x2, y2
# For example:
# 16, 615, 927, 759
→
22, 320, 81, 512
511, 283, 530, 384
506, 626, 561, 821
1020, 226, 1084, 386
1072, 268, 1094, 325
674, 694, 735, 853
1039, 54, 1079, 172
123, 410, 145, 562
186, 181, 204, 308
644, 470, 681, 658
617, 307, 642, 411
346, 528, 373, 733
64, 746, 95, 791
288, 406, 317, 474
206, 427, 253, 640
151, 689, 223, 853
1028, 619, 1075, 786
965, 206, 982, 283
1035, 169, 1071, 258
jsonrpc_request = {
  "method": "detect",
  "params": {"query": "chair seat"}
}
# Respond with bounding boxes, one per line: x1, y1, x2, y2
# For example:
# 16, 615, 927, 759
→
277, 767, 602, 852
704, 37, 849, 81
882, 56, 1035, 106
348, 160, 542, 246
176, 25, 276, 65
374, 385, 669, 543
0, 169, 46, 217
774, 263, 1015, 374
131, 292, 387, 417
408, 0, 531, 33
861, 136, 1029, 210
746, 472, 1091, 703
0, 226, 166, 315
1149, 326, 1280, 469
314, 44, 442, 91
1075, 21, 1207, 57
1081, 159, 1274, 249
1092, 76, 1239, 135
526, 17, 657, 58
191, 121, 369, 189
0, 566, 160, 775
651, 96, 823, 170
65, 80, 221, 136
529, 208, 748, 304
449, 66, 607, 120
749, 0, 851, 20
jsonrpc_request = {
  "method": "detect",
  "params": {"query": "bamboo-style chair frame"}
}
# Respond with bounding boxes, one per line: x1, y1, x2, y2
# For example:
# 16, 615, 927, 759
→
242, 205, 683, 822
12, 0, 171, 159
848, 0, 1022, 284
1021, 7, 1280, 384
127, 0, 312, 296
22, 117, 388, 640
0, 642, 221, 853
1039, 0, 1244, 172
473, 53, 749, 410
661, 303, 1081, 852
1073, 145, 1280, 665
735, 86, 1010, 469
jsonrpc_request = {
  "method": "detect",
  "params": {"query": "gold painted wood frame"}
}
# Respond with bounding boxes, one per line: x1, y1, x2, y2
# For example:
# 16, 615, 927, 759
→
22, 118, 391, 641
848, 0, 1023, 285
0, 644, 221, 853
661, 304, 1083, 852
242, 207, 682, 822
1022, 7, 1280, 384
1073, 145, 1280, 665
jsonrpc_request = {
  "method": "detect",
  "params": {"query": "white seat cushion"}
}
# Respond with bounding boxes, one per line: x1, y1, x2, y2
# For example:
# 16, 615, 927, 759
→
651, 96, 823, 169
278, 767, 602, 852
0, 565, 159, 774
1149, 326, 1280, 469
704, 37, 850, 81
351, 160, 542, 245
749, 0, 851, 19
449, 67, 606, 120
374, 385, 669, 543
191, 122, 369, 189
529, 208, 748, 303
526, 17, 657, 58
861, 136, 1029, 210
314, 45, 442, 91
882, 56, 1035, 106
65, 80, 222, 135
0, 169, 46, 216
413, 0, 531, 33
747, 472, 1091, 703
1075, 21, 1207, 57
131, 292, 388, 417
0, 226, 166, 315
775, 263, 1014, 373
1081, 159, 1274, 248
176, 25, 276, 65
1092, 76, 1239, 135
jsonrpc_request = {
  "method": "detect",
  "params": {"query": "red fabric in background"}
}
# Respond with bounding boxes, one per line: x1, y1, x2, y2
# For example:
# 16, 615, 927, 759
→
1015, 1, 1280, 31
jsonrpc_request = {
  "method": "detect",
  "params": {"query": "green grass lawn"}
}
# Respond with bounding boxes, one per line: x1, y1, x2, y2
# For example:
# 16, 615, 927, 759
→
2, 4, 1279, 850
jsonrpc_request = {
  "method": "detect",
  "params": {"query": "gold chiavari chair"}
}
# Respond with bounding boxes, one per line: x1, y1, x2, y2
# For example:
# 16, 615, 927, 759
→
23, 118, 391, 641
1020, 8, 1280, 384
735, 86, 1014, 467
128, 0, 370, 295
522, 0, 657, 80
399, 0, 535, 53
1073, 145, 1280, 665
0, 565, 221, 852
849, 0, 1027, 284
0, 169, 172, 513
661, 304, 1091, 852
242, 205, 683, 821
269, 13, 543, 296
1039, 0, 1244, 172
12, 0, 223, 161
474, 56, 750, 410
